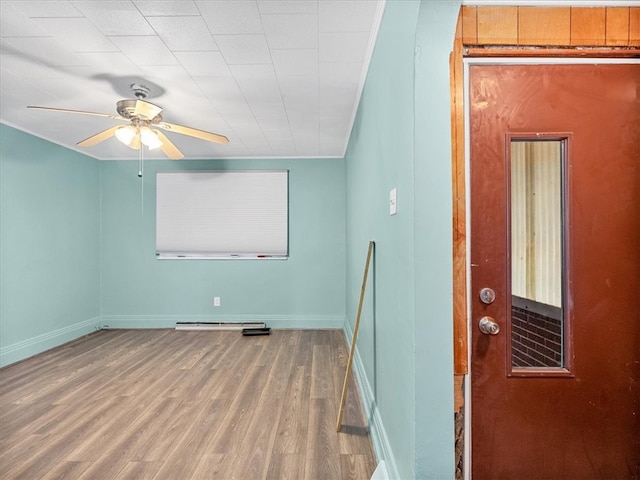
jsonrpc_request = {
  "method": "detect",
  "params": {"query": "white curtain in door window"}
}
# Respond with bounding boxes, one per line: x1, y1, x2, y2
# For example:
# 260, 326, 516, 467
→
511, 142, 562, 307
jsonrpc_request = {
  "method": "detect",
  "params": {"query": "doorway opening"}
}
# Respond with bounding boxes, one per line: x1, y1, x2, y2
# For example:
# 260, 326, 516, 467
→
450, 4, 640, 479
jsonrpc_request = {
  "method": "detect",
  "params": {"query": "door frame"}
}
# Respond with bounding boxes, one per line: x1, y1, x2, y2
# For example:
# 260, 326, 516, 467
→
461, 55, 640, 480
450, 4, 640, 478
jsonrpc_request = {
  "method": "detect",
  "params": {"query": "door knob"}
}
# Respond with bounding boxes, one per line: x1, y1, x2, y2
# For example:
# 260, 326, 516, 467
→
479, 316, 500, 335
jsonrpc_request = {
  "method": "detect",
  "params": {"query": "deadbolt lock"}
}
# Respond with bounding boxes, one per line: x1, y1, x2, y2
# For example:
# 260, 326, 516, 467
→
479, 287, 496, 305
480, 287, 496, 305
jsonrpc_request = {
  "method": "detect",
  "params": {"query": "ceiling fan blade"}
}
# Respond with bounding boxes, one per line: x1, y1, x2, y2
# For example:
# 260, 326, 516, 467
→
76, 126, 122, 147
134, 99, 163, 120
27, 105, 125, 121
153, 130, 185, 160
156, 121, 229, 145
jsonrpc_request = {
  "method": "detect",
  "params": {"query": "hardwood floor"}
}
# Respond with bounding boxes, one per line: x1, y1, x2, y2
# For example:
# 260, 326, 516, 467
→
0, 329, 377, 479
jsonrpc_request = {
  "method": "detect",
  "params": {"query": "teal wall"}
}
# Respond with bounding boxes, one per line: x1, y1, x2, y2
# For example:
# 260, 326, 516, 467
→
100, 159, 346, 328
344, 2, 420, 478
0, 124, 101, 366
344, 1, 459, 478
413, 3, 460, 478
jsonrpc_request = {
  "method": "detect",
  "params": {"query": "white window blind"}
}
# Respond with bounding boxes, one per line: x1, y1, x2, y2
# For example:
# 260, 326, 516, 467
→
156, 170, 288, 259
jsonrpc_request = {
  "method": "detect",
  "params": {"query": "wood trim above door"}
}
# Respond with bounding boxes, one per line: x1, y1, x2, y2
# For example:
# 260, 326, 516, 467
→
449, 4, 639, 410
462, 5, 640, 50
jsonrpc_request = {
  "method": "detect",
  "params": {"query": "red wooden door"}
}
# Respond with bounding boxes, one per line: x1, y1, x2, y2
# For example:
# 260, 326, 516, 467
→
470, 64, 639, 479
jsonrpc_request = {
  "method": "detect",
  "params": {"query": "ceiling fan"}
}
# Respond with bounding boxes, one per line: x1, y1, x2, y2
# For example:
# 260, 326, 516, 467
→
27, 83, 228, 160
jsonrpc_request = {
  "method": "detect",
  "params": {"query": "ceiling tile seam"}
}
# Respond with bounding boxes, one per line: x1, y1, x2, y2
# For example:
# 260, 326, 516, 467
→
259, 13, 320, 18
189, 0, 223, 47
3, 38, 120, 60
100, 5, 239, 152
171, 1, 233, 113
257, 10, 299, 155
212, 9, 288, 156
188, 80, 247, 154
269, 48, 318, 51
315, 0, 325, 154
151, 49, 220, 53
267, 80, 298, 154
315, 2, 322, 154
211, 34, 271, 66
196, 5, 267, 36
200, 67, 270, 154
169, 65, 248, 153
142, 15, 202, 18
69, 1, 155, 39
207, 80, 276, 154
163, 22, 234, 148
131, 1, 153, 29
21, 16, 84, 19
1, 35, 53, 39
246, 76, 291, 155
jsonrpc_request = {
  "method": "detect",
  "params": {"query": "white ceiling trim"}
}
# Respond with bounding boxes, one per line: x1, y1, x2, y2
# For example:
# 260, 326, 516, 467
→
339, 0, 387, 158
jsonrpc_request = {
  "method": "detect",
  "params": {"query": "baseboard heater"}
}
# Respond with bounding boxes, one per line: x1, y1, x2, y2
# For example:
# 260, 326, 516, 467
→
175, 322, 266, 331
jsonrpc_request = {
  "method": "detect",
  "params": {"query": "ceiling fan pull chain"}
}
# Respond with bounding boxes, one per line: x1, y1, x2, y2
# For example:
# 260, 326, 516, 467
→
138, 144, 143, 178
139, 145, 144, 215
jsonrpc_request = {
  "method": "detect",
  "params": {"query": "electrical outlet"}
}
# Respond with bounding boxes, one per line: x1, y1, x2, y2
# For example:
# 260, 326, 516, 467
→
214, 297, 221, 307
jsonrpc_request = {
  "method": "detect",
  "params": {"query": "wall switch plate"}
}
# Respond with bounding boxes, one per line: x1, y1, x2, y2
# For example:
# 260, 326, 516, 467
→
214, 297, 221, 307
390, 188, 397, 215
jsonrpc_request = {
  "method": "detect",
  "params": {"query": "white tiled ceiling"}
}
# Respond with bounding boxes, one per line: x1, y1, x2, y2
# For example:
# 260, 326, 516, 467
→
0, 0, 385, 160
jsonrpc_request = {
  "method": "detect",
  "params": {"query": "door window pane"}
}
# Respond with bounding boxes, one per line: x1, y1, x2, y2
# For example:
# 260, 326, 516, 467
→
510, 140, 564, 369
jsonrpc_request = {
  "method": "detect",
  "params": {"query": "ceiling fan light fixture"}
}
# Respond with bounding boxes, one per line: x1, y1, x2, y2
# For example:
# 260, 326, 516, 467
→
140, 127, 163, 150
115, 125, 137, 148
115, 125, 162, 151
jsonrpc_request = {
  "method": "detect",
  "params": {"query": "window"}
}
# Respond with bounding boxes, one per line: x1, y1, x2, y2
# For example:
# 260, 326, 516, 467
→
156, 170, 288, 259
509, 137, 567, 372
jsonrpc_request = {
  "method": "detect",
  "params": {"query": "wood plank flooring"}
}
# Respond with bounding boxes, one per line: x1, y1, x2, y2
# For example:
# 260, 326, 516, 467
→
0, 329, 376, 479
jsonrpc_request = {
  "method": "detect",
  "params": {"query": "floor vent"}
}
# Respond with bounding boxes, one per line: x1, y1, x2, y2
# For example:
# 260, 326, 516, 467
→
175, 322, 266, 331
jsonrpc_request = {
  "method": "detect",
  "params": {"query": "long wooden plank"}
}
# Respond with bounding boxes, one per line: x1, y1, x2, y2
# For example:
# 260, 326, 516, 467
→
477, 6, 518, 45
571, 7, 606, 46
631, 7, 640, 46
451, 9, 468, 381
606, 7, 631, 46
336, 241, 374, 432
461, 5, 477, 44
519, 6, 571, 46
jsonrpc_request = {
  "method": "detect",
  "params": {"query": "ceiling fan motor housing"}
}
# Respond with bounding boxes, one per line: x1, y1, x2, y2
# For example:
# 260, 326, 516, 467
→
131, 83, 150, 99
115, 84, 163, 122
116, 99, 162, 122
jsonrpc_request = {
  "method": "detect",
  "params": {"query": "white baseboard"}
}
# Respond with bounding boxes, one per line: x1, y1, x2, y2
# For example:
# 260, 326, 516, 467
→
343, 321, 400, 480
0, 316, 101, 367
